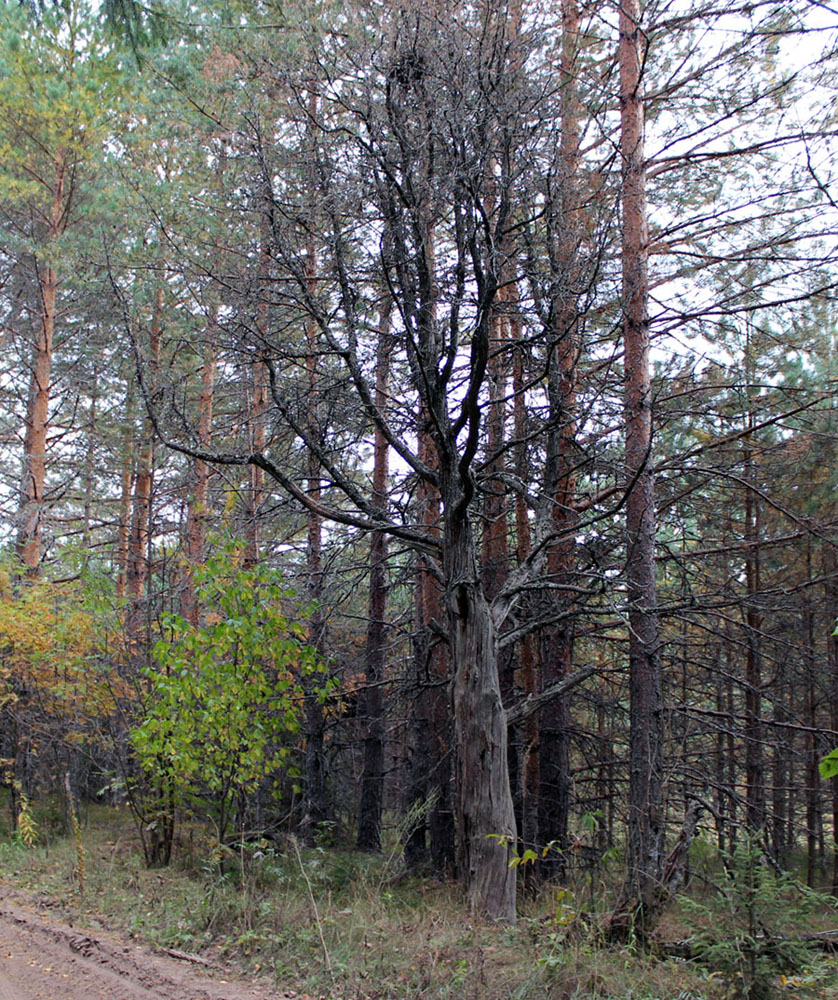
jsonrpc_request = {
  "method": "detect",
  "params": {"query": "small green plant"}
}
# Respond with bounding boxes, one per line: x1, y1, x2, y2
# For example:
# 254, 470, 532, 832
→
11, 782, 38, 847
682, 835, 821, 1000
63, 774, 85, 898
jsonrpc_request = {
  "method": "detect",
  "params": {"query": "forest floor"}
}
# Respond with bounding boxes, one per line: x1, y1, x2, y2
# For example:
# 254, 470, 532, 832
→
1, 805, 838, 999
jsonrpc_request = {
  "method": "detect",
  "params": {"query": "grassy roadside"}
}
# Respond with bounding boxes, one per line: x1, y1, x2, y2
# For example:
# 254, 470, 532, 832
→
0, 803, 835, 999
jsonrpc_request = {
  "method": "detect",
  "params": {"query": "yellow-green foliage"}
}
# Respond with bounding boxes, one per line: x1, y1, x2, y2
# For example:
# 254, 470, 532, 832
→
132, 543, 331, 841
0, 572, 121, 751
15, 792, 38, 848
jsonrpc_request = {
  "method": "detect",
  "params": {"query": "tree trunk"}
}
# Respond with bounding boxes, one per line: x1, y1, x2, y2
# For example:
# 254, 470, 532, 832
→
405, 425, 456, 874
447, 515, 517, 922
357, 301, 392, 852
126, 288, 163, 646
302, 101, 328, 838
245, 177, 272, 568
826, 545, 838, 893
181, 317, 215, 626
771, 655, 788, 862
514, 339, 539, 889
17, 157, 66, 575
537, 0, 582, 878
805, 541, 820, 887
611, 0, 665, 939
743, 382, 764, 831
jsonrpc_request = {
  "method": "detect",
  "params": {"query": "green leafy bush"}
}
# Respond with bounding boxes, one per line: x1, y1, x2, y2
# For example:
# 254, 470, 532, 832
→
132, 544, 329, 843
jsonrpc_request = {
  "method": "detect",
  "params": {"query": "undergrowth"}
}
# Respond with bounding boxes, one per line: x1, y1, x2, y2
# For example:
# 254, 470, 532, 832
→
0, 803, 836, 999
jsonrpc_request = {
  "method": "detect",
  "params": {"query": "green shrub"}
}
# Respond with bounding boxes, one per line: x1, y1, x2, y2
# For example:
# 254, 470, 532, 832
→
682, 835, 825, 1000
132, 543, 330, 845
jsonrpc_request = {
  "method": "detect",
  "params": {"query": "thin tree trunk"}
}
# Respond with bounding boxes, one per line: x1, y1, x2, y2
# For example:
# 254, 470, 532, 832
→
181, 316, 215, 626
303, 91, 328, 839
82, 366, 99, 551
725, 629, 738, 847
805, 539, 820, 886
357, 300, 392, 852
771, 656, 788, 863
743, 387, 764, 831
404, 207, 456, 874
538, 0, 582, 876
116, 462, 134, 601
514, 338, 539, 888
126, 289, 163, 645
406, 426, 456, 874
245, 178, 272, 568
827, 545, 838, 893
611, 0, 665, 939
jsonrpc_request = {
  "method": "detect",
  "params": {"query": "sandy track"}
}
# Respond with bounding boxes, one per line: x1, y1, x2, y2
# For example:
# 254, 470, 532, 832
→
0, 894, 281, 1000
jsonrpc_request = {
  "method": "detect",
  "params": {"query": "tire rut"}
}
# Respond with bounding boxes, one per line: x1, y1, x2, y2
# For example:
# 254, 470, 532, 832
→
0, 897, 276, 1000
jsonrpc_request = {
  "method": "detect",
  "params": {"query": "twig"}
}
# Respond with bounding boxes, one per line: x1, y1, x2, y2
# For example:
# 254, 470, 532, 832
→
162, 947, 211, 967
290, 836, 335, 985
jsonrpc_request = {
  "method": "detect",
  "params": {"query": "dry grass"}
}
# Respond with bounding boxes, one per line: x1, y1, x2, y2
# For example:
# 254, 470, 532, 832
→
1, 803, 835, 999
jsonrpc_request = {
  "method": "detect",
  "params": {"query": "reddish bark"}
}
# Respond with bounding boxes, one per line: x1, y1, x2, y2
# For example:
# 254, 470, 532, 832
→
126, 288, 163, 643
245, 183, 272, 568
17, 156, 66, 575
115, 463, 134, 602
611, 0, 665, 938
181, 319, 216, 627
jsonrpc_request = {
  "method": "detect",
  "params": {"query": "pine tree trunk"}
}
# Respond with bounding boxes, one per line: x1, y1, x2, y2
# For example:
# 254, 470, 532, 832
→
302, 106, 328, 838
743, 414, 764, 831
181, 317, 215, 626
538, 0, 582, 876
126, 288, 163, 645
805, 544, 820, 886
771, 655, 788, 862
17, 157, 66, 575
611, 0, 665, 939
357, 302, 392, 852
514, 340, 539, 888
826, 546, 838, 893
245, 178, 272, 567
406, 426, 456, 874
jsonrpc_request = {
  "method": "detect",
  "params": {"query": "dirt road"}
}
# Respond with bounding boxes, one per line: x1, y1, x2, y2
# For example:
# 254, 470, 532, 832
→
0, 893, 282, 1000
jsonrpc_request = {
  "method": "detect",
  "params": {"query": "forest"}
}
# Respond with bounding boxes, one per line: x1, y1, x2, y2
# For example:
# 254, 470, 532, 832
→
2, 0, 838, 997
